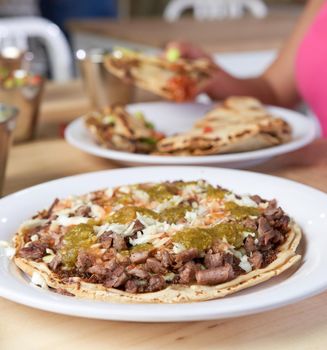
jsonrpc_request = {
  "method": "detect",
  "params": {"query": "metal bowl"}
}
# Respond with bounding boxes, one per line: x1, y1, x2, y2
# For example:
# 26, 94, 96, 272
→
0, 69, 44, 143
76, 48, 135, 110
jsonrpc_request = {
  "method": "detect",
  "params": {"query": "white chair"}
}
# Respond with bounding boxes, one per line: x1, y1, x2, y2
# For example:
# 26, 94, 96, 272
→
164, 0, 268, 21
0, 17, 72, 81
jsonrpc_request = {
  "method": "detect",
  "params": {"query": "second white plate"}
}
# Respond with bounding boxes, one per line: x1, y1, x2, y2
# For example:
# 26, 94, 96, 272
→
65, 102, 316, 168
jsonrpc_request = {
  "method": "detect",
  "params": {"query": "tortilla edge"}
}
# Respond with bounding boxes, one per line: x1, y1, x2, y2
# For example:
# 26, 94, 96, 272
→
13, 221, 302, 303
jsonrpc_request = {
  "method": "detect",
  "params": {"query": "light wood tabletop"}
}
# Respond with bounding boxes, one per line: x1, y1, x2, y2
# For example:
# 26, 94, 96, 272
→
1, 81, 327, 350
68, 6, 302, 53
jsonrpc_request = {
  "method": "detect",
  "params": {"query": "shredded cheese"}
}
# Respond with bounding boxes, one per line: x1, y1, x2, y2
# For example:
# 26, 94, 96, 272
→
133, 189, 149, 203
31, 272, 48, 289
156, 196, 183, 212
242, 231, 256, 239
239, 255, 252, 273
55, 215, 89, 227
172, 242, 185, 254
31, 234, 38, 242
224, 193, 258, 208
21, 219, 48, 229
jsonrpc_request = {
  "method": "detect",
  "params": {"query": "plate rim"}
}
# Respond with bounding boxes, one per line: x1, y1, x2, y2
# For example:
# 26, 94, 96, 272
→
64, 101, 317, 165
1, 166, 327, 322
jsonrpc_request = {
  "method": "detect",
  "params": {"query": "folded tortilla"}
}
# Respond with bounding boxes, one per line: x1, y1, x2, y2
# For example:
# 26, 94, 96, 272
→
104, 49, 217, 101
156, 97, 292, 155
84, 105, 163, 154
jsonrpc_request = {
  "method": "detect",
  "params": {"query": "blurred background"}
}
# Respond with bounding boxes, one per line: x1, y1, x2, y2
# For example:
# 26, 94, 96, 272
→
0, 0, 305, 80
0, 0, 309, 153
0, 0, 313, 196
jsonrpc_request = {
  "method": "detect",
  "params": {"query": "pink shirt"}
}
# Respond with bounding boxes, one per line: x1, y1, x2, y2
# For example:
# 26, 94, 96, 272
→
296, 1, 327, 136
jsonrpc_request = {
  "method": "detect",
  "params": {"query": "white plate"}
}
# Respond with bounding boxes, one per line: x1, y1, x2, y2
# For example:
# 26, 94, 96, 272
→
65, 102, 316, 168
1, 166, 327, 322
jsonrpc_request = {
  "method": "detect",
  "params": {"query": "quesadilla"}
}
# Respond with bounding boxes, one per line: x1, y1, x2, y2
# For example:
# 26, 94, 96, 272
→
13, 179, 301, 303
85, 105, 164, 154
104, 48, 217, 101
156, 97, 292, 155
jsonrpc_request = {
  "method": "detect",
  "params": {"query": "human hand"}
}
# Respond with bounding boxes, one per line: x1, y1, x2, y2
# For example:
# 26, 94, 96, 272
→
164, 42, 275, 102
164, 41, 233, 100
165, 41, 213, 61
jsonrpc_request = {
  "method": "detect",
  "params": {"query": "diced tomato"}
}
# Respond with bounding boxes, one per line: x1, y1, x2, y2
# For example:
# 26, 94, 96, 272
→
203, 126, 213, 133
167, 75, 196, 102
154, 131, 165, 140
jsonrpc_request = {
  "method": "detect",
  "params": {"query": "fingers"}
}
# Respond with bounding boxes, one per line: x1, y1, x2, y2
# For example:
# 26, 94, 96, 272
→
165, 41, 212, 61
163, 41, 224, 100
195, 69, 229, 99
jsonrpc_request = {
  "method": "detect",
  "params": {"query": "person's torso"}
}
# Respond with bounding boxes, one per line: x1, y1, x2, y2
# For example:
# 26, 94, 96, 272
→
296, 1, 327, 136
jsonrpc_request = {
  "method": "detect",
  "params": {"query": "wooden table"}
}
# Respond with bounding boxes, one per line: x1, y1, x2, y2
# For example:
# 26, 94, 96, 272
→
2, 81, 327, 349
68, 6, 302, 53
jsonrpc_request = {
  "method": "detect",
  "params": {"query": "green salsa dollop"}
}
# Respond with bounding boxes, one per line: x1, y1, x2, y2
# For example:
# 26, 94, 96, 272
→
141, 184, 174, 202
206, 185, 227, 199
224, 202, 260, 218
59, 223, 96, 269
131, 243, 154, 253
107, 206, 158, 224
158, 205, 191, 224
172, 222, 247, 251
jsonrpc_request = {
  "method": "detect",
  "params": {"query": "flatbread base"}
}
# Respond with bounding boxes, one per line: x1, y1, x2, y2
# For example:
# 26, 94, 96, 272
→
13, 222, 302, 303
157, 119, 291, 156
105, 60, 173, 100
104, 53, 214, 101
156, 97, 292, 156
